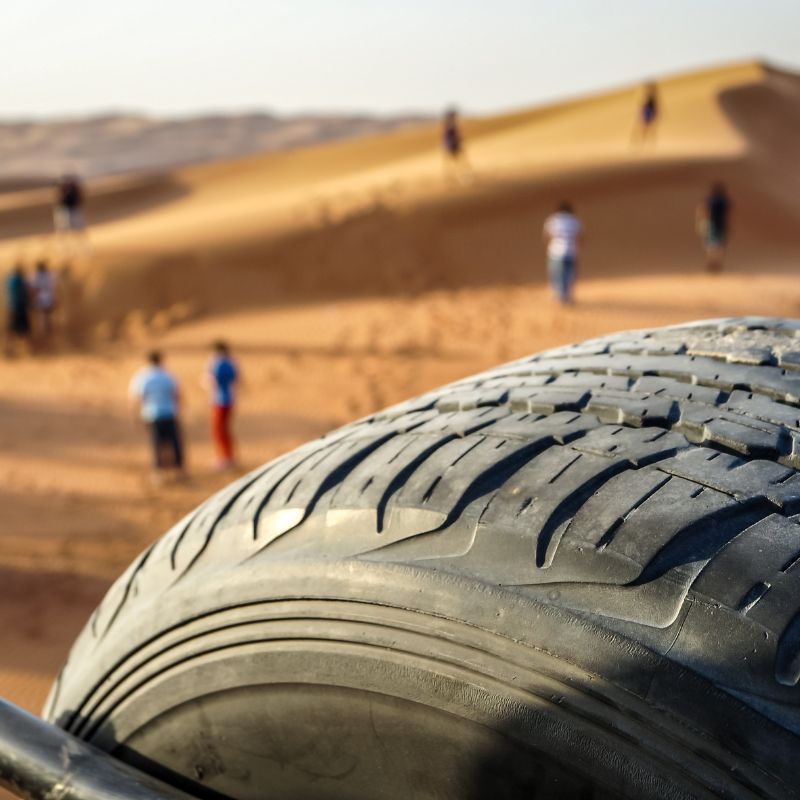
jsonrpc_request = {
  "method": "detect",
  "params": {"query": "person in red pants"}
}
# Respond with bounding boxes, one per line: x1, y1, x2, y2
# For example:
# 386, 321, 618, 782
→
206, 340, 240, 470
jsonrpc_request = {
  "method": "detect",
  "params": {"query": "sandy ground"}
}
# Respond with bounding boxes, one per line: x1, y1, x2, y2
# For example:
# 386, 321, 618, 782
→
0, 60, 798, 739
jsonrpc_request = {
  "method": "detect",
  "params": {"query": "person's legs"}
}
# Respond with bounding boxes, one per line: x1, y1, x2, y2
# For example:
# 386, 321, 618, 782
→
212, 404, 235, 465
162, 417, 184, 471
705, 230, 725, 272
222, 405, 234, 462
547, 255, 562, 302
15, 307, 32, 353
563, 255, 577, 304
548, 255, 572, 304
53, 206, 69, 234
150, 421, 166, 470
212, 404, 223, 461
69, 209, 86, 232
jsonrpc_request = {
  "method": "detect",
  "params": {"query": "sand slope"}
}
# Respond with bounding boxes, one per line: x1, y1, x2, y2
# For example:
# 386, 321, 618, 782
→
3, 59, 795, 333
0, 60, 799, 730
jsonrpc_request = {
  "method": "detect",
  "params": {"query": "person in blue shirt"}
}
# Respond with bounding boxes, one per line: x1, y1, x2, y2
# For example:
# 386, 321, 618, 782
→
206, 340, 240, 469
128, 350, 185, 481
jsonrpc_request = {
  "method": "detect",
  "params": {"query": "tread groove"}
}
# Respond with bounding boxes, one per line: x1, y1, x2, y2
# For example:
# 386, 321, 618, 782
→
596, 476, 671, 551
738, 582, 772, 614
375, 434, 459, 532
100, 547, 153, 639
548, 453, 583, 484
249, 441, 343, 540
255, 432, 401, 544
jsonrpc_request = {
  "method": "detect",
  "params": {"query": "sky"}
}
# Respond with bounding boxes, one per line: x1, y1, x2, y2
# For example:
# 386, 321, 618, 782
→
3, 0, 799, 119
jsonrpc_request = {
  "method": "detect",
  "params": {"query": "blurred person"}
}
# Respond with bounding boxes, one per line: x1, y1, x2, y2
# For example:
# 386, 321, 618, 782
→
633, 83, 659, 144
54, 175, 89, 258
5, 265, 32, 355
442, 107, 472, 182
31, 261, 57, 339
205, 340, 240, 470
696, 182, 732, 272
54, 175, 85, 232
129, 350, 186, 482
543, 201, 582, 305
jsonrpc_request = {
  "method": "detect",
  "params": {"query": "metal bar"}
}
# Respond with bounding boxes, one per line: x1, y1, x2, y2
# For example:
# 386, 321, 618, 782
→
0, 698, 196, 800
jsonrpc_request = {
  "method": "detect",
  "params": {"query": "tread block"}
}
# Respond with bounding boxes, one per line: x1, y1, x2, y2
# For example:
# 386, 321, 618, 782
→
692, 515, 800, 609
601, 478, 735, 573
404, 406, 511, 435
701, 417, 787, 459
570, 426, 687, 465
584, 391, 678, 428
508, 387, 591, 414
632, 376, 724, 403
481, 410, 599, 443
435, 387, 510, 412
724, 390, 800, 429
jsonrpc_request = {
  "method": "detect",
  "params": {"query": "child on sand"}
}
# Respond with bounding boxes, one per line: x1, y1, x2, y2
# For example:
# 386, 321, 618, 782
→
696, 182, 732, 272
129, 351, 186, 482
5, 265, 32, 355
206, 340, 240, 470
543, 202, 582, 305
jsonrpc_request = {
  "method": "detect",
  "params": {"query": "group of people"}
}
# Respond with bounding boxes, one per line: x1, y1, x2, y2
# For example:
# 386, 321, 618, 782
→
2, 93, 734, 482
542, 181, 733, 305
4, 262, 59, 354
3, 173, 87, 354
445, 84, 726, 308
440, 82, 662, 178
128, 341, 240, 482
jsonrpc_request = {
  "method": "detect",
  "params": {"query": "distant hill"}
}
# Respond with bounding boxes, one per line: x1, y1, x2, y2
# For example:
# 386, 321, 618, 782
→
0, 111, 430, 182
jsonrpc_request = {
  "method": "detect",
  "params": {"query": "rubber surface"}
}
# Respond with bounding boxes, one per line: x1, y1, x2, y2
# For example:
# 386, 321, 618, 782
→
46, 318, 800, 799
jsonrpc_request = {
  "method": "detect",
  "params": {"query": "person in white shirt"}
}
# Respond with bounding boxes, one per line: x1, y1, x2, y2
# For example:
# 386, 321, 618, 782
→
543, 201, 583, 305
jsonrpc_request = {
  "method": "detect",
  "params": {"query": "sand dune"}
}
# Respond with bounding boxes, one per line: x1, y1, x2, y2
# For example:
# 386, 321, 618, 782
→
3, 60, 795, 331
0, 60, 799, 726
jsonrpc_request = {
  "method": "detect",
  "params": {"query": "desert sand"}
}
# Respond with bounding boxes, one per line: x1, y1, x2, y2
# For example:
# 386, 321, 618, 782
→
0, 60, 798, 735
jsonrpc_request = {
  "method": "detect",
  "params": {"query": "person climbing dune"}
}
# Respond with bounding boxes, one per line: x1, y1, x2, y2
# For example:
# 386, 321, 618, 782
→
441, 107, 473, 183
632, 82, 659, 144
